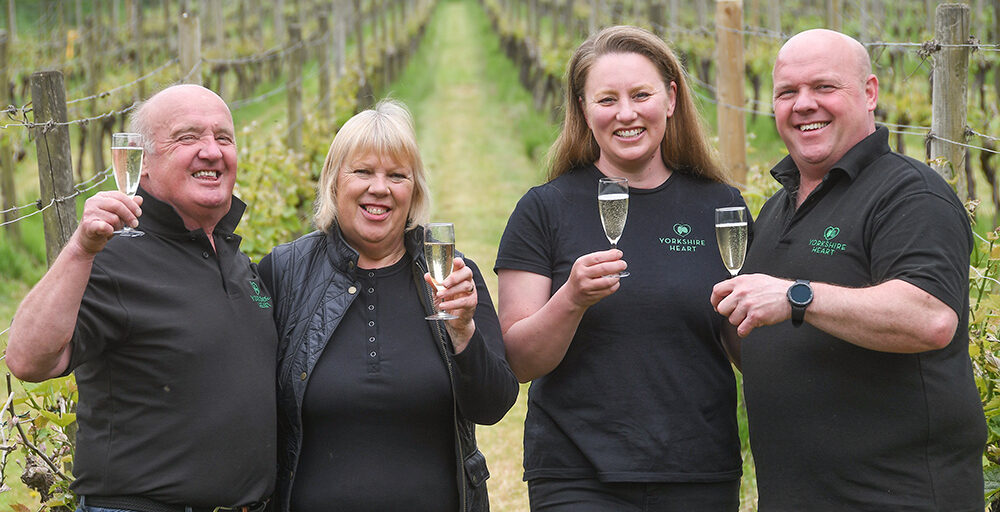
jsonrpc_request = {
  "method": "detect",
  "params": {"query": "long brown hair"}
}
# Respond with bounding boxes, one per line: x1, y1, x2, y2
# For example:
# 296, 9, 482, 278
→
547, 25, 727, 184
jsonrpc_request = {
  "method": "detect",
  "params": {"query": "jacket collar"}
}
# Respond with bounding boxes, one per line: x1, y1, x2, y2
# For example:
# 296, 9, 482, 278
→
324, 224, 426, 274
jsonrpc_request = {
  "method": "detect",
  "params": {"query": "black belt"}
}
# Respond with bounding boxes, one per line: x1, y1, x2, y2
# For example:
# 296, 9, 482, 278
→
83, 495, 267, 512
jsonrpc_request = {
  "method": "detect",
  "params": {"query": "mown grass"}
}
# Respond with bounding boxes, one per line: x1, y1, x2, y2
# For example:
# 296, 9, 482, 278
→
387, 0, 555, 509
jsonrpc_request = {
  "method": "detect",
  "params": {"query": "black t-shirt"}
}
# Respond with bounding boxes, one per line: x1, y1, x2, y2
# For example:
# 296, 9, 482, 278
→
495, 164, 744, 483
290, 254, 458, 511
742, 127, 986, 511
67, 189, 278, 506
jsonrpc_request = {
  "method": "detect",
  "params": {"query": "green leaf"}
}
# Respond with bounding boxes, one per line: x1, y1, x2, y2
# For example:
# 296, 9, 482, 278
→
985, 464, 1000, 498
37, 410, 76, 428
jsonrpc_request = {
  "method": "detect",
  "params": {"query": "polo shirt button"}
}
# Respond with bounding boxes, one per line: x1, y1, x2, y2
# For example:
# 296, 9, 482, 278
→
368, 321, 374, 327
300, 372, 307, 381
202, 251, 210, 258
368, 305, 374, 311
368, 287, 374, 294
348, 286, 357, 294
369, 337, 375, 343
368, 272, 375, 277
370, 351, 377, 357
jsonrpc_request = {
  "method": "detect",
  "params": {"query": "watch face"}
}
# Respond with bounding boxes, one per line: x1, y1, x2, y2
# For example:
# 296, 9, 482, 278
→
789, 283, 812, 304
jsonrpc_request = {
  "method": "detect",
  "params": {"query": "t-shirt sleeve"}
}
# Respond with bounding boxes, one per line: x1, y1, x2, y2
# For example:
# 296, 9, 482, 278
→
869, 190, 971, 316
495, 187, 555, 277
65, 260, 129, 374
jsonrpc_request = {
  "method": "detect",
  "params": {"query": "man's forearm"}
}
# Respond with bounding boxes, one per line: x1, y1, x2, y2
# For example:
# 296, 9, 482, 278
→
7, 242, 95, 381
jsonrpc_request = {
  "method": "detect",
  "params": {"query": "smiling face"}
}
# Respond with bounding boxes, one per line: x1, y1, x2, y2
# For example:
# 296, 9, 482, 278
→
772, 30, 878, 178
582, 52, 676, 183
335, 152, 414, 267
139, 85, 237, 232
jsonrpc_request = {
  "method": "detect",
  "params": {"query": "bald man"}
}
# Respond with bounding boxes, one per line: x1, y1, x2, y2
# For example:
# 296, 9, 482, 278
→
7, 85, 275, 512
711, 30, 985, 510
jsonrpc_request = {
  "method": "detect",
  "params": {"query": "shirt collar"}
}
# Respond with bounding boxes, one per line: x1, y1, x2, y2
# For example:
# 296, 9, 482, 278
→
136, 186, 246, 237
770, 125, 892, 194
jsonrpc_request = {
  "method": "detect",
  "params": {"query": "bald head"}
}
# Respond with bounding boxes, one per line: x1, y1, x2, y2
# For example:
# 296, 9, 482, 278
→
775, 29, 872, 84
129, 85, 233, 153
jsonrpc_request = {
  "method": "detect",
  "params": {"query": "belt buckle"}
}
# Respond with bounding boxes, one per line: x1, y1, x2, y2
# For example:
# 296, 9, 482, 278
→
214, 502, 264, 512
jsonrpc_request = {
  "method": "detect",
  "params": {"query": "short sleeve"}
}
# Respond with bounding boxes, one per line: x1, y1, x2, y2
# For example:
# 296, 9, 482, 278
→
495, 187, 556, 277
869, 191, 971, 316
66, 260, 128, 374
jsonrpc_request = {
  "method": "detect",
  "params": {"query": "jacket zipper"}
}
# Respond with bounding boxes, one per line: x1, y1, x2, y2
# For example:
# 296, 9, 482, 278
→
414, 257, 468, 511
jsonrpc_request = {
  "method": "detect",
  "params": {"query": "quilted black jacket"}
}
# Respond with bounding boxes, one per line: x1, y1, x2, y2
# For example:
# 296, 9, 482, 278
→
260, 225, 518, 511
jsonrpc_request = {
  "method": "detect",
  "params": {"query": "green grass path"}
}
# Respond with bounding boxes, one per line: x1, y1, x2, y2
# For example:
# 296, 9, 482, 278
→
387, 1, 555, 509
389, 0, 553, 293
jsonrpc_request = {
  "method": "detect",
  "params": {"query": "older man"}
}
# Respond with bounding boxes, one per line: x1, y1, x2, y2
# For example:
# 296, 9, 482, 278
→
711, 30, 986, 510
7, 84, 275, 512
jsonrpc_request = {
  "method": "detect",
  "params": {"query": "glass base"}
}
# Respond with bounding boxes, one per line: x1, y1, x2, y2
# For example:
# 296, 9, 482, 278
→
425, 312, 458, 320
113, 228, 145, 237
606, 271, 629, 278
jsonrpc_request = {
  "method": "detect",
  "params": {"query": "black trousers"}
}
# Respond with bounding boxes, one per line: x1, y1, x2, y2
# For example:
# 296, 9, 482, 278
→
528, 477, 741, 512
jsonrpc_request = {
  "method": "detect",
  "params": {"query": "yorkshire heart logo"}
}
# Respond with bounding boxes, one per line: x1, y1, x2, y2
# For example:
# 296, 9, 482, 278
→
824, 226, 840, 240
673, 223, 691, 237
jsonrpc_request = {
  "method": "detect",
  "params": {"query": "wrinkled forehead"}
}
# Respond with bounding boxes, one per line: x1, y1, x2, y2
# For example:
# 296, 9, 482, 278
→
147, 88, 234, 137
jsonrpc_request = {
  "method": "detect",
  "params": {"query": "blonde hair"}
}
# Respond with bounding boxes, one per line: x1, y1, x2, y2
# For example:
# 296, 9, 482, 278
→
314, 99, 430, 232
547, 25, 727, 184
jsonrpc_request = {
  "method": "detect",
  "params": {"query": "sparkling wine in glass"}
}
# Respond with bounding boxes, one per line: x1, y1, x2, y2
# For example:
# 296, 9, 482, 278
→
715, 206, 748, 277
598, 176, 629, 278
424, 222, 458, 320
111, 132, 145, 237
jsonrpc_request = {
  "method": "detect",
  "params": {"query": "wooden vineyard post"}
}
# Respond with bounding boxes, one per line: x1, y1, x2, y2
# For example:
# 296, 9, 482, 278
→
287, 23, 304, 153
85, 17, 104, 179
275, 0, 286, 48
588, 0, 597, 35
0, 30, 18, 241
178, 11, 202, 84
716, 0, 748, 187
129, 0, 146, 101
355, 0, 373, 109
768, 0, 780, 35
826, 0, 841, 31
334, 0, 347, 78
6, 0, 14, 43
930, 3, 970, 198
30, 71, 78, 265
650, 0, 665, 39
318, 14, 331, 128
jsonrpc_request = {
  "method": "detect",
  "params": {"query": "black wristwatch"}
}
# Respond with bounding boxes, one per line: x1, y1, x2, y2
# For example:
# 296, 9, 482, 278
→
787, 279, 813, 327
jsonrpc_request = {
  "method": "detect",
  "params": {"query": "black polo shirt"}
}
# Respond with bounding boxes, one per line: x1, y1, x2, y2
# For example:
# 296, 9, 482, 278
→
742, 127, 986, 510
66, 188, 277, 507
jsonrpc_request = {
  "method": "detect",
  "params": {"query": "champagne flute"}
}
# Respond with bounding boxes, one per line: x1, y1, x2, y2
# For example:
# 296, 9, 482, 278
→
715, 206, 748, 277
111, 132, 145, 237
598, 176, 629, 278
424, 222, 459, 320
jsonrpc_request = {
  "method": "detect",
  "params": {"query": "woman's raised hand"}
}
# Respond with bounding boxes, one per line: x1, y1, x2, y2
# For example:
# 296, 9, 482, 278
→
425, 258, 478, 353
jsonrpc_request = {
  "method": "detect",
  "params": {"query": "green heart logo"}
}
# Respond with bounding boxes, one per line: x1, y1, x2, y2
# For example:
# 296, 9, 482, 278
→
673, 223, 691, 237
824, 226, 840, 240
